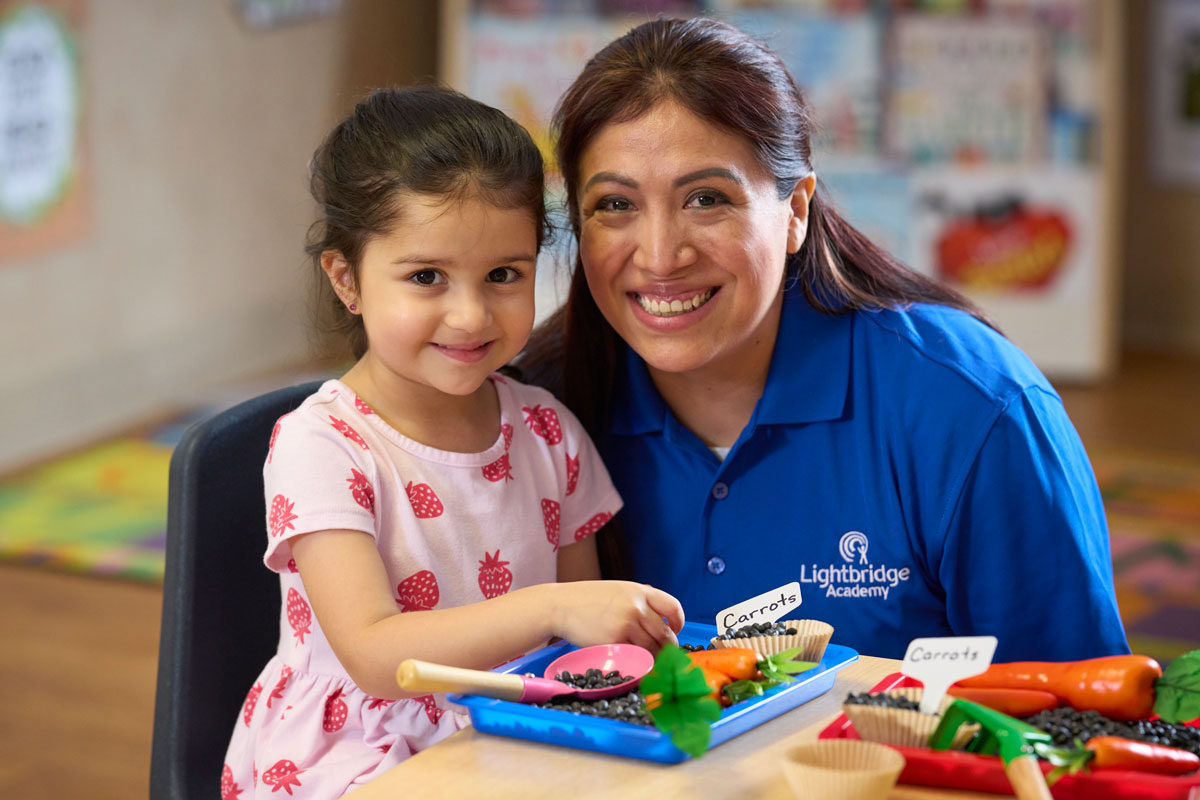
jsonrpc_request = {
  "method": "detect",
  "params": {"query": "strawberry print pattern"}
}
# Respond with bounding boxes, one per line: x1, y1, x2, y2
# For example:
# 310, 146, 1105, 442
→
269, 495, 298, 538
416, 694, 444, 724
354, 395, 374, 415
286, 587, 312, 644
367, 696, 397, 710
395, 570, 439, 611
242, 682, 262, 726
565, 452, 580, 496
261, 759, 304, 795
221, 764, 243, 800
347, 468, 375, 513
323, 689, 348, 732
329, 416, 369, 450
575, 511, 614, 541
481, 453, 513, 482
522, 404, 563, 445
405, 481, 444, 518
542, 499, 561, 551
267, 420, 282, 464
267, 666, 293, 709
477, 550, 513, 598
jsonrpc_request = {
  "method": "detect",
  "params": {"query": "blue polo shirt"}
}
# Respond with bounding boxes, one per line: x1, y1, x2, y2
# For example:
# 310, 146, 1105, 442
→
601, 289, 1129, 661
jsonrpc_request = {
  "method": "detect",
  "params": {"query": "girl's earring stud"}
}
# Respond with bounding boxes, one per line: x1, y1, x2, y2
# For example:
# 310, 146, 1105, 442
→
349, 304, 356, 312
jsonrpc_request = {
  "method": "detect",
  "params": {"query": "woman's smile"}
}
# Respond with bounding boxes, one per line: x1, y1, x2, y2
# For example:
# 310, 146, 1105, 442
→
632, 287, 717, 318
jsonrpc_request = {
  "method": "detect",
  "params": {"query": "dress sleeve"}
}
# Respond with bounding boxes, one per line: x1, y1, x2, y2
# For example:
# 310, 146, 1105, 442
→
261, 409, 379, 573
553, 398, 624, 545
937, 386, 1130, 661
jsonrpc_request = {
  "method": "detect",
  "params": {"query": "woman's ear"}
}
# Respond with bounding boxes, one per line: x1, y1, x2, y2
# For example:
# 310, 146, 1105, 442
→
320, 251, 358, 311
785, 174, 818, 254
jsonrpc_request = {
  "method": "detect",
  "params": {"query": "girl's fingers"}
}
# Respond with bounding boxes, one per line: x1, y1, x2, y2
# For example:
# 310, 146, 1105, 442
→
644, 586, 686, 633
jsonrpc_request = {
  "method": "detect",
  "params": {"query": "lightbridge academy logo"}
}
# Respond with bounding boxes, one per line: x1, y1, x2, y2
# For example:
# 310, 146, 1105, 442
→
798, 531, 912, 600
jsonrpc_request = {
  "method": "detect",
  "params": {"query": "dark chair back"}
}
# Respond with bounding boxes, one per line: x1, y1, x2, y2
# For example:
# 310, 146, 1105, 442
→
150, 381, 323, 799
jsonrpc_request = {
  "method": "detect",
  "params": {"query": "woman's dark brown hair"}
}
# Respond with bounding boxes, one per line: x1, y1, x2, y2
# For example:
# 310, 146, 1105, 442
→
307, 85, 548, 360
519, 16, 992, 435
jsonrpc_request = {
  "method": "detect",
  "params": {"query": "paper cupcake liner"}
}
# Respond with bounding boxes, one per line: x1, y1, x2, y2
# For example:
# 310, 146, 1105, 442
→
710, 619, 834, 663
842, 687, 979, 749
781, 739, 906, 800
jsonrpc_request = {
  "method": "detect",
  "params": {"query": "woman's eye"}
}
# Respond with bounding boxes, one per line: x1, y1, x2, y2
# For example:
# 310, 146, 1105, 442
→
487, 267, 521, 284
410, 270, 443, 286
686, 191, 724, 208
595, 196, 632, 213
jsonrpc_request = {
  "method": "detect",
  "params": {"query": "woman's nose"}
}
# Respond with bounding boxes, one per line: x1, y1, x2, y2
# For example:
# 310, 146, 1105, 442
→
632, 213, 696, 276
444, 288, 492, 332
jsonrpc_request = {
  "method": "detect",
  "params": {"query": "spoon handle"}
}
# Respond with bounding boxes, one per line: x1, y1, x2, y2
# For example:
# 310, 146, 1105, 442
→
397, 659, 527, 701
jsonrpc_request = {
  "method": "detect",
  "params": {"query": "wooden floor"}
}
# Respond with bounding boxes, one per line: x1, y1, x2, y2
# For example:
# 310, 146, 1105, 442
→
0, 349, 1195, 799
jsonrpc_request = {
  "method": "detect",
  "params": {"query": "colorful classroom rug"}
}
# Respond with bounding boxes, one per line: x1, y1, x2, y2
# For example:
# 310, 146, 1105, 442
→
1092, 446, 1200, 664
0, 431, 1198, 663
0, 411, 204, 582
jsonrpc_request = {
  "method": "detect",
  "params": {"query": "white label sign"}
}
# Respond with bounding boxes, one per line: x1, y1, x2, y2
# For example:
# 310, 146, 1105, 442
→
901, 635, 998, 714
715, 582, 802, 635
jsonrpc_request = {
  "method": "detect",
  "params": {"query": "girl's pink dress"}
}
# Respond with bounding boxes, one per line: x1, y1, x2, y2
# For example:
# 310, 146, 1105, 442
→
221, 376, 621, 798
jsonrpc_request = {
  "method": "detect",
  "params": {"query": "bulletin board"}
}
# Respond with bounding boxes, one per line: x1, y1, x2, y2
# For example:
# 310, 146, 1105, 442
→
0, 0, 89, 263
440, 0, 1123, 381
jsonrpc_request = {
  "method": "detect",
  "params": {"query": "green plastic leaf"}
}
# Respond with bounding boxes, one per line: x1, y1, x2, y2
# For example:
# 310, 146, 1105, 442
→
670, 718, 717, 758
723, 679, 765, 705
641, 644, 714, 703
1033, 740, 1092, 787
758, 647, 818, 682
1154, 649, 1200, 724
778, 660, 817, 675
643, 644, 723, 758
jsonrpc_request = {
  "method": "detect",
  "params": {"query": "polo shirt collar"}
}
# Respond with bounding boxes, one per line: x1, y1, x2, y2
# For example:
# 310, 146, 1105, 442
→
610, 288, 852, 435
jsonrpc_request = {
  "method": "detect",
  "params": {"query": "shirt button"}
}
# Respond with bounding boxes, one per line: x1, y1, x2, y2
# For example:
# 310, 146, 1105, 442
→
707, 556, 726, 575
711, 482, 729, 500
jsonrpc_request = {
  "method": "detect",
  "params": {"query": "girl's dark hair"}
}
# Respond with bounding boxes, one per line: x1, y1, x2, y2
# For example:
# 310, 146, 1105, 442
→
307, 85, 548, 359
520, 17, 994, 435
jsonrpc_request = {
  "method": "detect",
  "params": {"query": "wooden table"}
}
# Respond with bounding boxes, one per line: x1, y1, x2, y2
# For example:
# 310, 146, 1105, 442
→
354, 655, 1005, 799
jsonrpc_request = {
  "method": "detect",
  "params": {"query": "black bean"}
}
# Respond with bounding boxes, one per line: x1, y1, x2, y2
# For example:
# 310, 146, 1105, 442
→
1019, 707, 1200, 758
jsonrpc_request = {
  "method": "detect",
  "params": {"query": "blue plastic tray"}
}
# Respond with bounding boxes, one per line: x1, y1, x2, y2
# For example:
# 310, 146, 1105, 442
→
448, 621, 859, 763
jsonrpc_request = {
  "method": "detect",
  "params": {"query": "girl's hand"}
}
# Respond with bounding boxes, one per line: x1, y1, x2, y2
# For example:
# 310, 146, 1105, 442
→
550, 580, 685, 652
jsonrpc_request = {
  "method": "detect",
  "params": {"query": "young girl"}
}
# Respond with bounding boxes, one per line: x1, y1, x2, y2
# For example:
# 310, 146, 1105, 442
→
222, 86, 685, 799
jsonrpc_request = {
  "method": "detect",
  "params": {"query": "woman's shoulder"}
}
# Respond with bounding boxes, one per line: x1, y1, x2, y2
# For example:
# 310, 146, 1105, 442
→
855, 303, 1055, 406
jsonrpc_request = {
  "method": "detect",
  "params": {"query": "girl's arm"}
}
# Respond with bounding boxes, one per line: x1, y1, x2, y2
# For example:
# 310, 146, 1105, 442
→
291, 529, 683, 699
556, 533, 601, 582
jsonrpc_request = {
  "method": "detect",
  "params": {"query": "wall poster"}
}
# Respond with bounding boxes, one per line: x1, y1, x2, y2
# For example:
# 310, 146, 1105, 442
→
0, 0, 87, 263
1150, 0, 1200, 187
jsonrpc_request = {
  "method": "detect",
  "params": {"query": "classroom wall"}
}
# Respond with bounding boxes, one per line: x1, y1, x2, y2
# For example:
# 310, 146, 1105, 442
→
1, 1, 1197, 475
1121, 2, 1200, 356
0, 1, 437, 473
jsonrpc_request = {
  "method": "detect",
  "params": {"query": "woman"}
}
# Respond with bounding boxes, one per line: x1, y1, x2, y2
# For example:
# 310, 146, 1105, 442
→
520, 16, 1127, 662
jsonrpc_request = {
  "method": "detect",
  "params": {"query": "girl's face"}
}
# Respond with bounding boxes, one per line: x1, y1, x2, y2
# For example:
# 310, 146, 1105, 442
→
329, 193, 538, 401
576, 101, 813, 384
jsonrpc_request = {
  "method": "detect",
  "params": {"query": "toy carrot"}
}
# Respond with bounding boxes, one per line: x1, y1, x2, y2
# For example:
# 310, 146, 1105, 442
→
946, 686, 1059, 717
955, 655, 1162, 721
686, 648, 759, 682
697, 666, 733, 707
1040, 736, 1200, 782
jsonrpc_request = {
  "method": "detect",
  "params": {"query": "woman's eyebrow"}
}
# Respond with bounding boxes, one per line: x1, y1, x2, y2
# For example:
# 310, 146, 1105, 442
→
674, 167, 741, 187
583, 167, 743, 193
582, 171, 636, 193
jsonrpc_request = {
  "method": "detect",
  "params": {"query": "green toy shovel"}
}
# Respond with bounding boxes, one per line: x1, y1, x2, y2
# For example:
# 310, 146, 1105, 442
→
929, 697, 1055, 800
